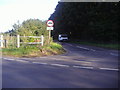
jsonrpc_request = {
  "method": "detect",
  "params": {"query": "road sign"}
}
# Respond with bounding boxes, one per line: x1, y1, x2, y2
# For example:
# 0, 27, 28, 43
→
47, 27, 54, 30
47, 20, 54, 27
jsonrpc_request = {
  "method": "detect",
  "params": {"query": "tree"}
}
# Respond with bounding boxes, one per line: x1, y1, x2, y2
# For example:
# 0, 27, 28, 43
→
49, 2, 119, 43
10, 19, 48, 36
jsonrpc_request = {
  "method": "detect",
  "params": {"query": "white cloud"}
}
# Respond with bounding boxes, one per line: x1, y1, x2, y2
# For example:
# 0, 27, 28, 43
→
0, 0, 58, 32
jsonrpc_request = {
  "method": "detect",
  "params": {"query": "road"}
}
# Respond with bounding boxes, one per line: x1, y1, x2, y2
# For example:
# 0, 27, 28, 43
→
2, 42, 119, 88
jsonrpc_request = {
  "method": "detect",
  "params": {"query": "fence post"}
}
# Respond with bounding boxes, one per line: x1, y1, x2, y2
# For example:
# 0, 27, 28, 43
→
41, 35, 44, 46
0, 35, 3, 48
17, 35, 20, 48
4, 39, 7, 48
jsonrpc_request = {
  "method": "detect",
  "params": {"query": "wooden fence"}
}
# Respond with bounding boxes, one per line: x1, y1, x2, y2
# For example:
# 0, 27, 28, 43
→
0, 35, 44, 48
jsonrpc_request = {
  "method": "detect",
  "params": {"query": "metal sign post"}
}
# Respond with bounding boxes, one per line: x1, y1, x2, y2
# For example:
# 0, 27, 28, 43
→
48, 30, 51, 43
46, 20, 54, 44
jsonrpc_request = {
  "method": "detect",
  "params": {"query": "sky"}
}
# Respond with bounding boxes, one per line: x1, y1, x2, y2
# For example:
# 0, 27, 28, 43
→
0, 0, 59, 33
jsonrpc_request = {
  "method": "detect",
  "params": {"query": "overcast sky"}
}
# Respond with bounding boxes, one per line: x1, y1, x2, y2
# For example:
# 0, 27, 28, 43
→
0, 0, 59, 33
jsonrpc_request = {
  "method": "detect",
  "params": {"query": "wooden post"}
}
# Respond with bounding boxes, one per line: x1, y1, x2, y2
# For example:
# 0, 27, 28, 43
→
4, 39, 7, 48
41, 35, 44, 46
0, 35, 3, 48
17, 35, 20, 48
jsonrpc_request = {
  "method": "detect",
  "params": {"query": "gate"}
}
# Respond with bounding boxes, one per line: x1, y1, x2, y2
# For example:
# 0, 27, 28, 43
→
0, 35, 44, 48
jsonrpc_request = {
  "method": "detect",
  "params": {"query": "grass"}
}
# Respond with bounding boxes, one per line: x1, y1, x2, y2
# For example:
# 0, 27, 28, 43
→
2, 42, 65, 57
69, 41, 120, 50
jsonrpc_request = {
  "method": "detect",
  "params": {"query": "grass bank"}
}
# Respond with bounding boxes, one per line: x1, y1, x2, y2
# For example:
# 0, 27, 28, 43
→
70, 41, 120, 50
2, 42, 65, 57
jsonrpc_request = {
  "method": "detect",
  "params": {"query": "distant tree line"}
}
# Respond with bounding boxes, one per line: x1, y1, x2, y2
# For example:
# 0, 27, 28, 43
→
49, 2, 119, 43
4, 19, 48, 36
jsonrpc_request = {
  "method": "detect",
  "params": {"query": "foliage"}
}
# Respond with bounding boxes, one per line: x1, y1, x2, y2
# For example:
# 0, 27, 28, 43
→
5, 19, 48, 36
3, 19, 51, 47
49, 2, 119, 43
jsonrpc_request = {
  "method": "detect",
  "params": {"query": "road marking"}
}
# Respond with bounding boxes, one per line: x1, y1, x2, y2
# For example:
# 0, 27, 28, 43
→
3, 58, 119, 72
99, 68, 119, 71
20, 58, 30, 60
50, 58, 66, 60
80, 63, 91, 66
40, 57, 48, 58
76, 46, 90, 50
76, 46, 96, 51
32, 62, 47, 65
3, 58, 9, 60
74, 61, 91, 63
3, 58, 7, 59
90, 49, 96, 51
50, 64, 69, 67
20, 58, 35, 60
110, 53, 118, 56
73, 65, 93, 69
15, 60, 29, 63
5, 58, 15, 61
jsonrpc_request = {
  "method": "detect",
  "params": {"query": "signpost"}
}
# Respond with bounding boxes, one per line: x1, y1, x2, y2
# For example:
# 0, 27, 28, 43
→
46, 20, 54, 44
47, 27, 54, 30
47, 20, 54, 27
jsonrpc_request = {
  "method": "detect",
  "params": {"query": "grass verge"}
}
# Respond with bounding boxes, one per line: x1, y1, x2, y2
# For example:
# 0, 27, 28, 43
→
2, 42, 65, 57
69, 41, 120, 50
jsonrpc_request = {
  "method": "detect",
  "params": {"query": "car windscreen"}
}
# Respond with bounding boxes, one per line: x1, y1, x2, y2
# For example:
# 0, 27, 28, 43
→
61, 36, 67, 37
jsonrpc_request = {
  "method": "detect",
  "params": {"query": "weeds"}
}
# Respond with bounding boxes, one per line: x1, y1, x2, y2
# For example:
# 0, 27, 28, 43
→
2, 42, 65, 57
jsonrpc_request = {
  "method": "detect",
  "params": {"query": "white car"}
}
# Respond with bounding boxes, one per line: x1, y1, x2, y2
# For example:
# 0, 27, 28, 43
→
58, 34, 68, 41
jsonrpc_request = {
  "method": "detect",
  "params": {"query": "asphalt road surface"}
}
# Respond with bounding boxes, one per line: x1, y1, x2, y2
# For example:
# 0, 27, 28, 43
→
2, 42, 119, 88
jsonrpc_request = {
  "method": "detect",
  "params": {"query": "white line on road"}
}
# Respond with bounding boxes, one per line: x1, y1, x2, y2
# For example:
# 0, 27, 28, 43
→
74, 61, 91, 63
76, 46, 90, 50
90, 49, 96, 51
15, 60, 29, 63
50, 58, 67, 60
39, 57, 48, 58
3, 58, 7, 60
20, 58, 35, 60
76, 46, 96, 52
4, 58, 15, 61
32, 62, 47, 65
99, 68, 119, 71
3, 58, 119, 72
73, 65, 93, 69
50, 64, 70, 67
110, 53, 118, 56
